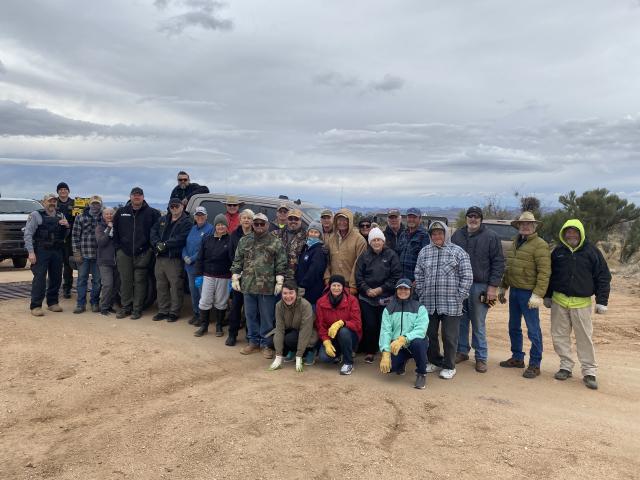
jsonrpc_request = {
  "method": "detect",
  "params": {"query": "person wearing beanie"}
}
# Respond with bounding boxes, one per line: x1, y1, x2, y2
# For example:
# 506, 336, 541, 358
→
358, 216, 373, 240
396, 208, 430, 282
295, 220, 328, 308
355, 227, 401, 363
315, 274, 362, 375
149, 197, 191, 322
55, 181, 75, 297
193, 214, 233, 337
273, 208, 307, 277
451, 206, 505, 373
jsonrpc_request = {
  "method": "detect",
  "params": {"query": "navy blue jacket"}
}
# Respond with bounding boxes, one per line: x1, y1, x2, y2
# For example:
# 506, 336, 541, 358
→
397, 226, 430, 281
295, 242, 328, 305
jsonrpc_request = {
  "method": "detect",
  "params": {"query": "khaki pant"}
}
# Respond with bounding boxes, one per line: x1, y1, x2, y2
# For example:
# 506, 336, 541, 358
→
550, 302, 597, 376
155, 257, 184, 316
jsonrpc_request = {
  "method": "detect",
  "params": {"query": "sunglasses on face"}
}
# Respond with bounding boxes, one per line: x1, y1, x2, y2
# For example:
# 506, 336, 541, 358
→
253, 221, 266, 226
466, 214, 481, 219
177, 178, 189, 182
288, 217, 300, 221
359, 224, 371, 228
227, 204, 239, 207
388, 215, 399, 219
321, 215, 331, 219
169, 205, 182, 209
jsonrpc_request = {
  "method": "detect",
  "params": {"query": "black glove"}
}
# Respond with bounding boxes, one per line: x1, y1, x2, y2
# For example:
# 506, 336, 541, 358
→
156, 242, 167, 253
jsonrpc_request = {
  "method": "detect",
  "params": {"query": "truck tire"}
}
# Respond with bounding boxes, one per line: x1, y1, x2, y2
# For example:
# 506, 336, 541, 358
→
12, 257, 27, 268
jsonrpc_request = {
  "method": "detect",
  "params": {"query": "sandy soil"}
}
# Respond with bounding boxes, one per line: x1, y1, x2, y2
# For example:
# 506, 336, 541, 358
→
1, 263, 639, 480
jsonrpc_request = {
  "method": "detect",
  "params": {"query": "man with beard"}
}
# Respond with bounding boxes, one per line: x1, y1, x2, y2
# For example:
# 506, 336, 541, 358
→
168, 171, 210, 207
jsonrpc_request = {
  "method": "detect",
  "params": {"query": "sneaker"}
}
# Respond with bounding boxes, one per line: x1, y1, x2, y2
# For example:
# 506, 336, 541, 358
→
91, 304, 100, 313
73, 305, 86, 314
554, 369, 572, 381
240, 344, 261, 355
455, 352, 469, 364
340, 363, 354, 375
116, 309, 131, 319
364, 354, 375, 364
100, 309, 111, 316
152, 313, 168, 321
414, 374, 427, 390
583, 375, 598, 390
130, 311, 142, 320
31, 307, 44, 317
439, 368, 457, 380
426, 363, 441, 373
303, 350, 316, 366
475, 360, 488, 373
262, 347, 275, 359
499, 357, 525, 368
47, 304, 63, 312
166, 314, 179, 323
522, 366, 540, 379
283, 351, 295, 362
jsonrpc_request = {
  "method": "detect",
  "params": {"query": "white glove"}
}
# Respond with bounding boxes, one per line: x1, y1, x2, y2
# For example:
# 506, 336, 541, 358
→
527, 293, 542, 309
543, 297, 552, 309
295, 356, 303, 372
231, 273, 242, 292
595, 304, 608, 314
274, 275, 284, 295
183, 256, 192, 265
268, 356, 283, 371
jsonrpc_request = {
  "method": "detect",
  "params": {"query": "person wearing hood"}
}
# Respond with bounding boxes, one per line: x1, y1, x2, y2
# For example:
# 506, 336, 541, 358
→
396, 208, 430, 282
295, 221, 328, 308
56, 181, 75, 298
414, 221, 472, 380
267, 281, 319, 372
72, 195, 104, 314
150, 197, 192, 322
169, 171, 210, 206
192, 214, 233, 337
544, 219, 611, 390
498, 212, 551, 379
383, 208, 405, 254
323, 208, 367, 294
316, 274, 363, 375
355, 227, 401, 363
95, 207, 119, 316
113, 187, 161, 319
182, 206, 214, 326
273, 208, 307, 277
379, 278, 430, 389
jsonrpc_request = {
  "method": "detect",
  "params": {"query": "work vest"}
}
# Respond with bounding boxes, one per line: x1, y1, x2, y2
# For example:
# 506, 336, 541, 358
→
34, 209, 67, 250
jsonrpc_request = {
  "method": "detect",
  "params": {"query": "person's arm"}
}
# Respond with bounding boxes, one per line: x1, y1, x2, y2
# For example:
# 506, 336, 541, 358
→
355, 254, 371, 295
273, 302, 285, 356
532, 240, 552, 298
378, 308, 393, 353
296, 301, 315, 357
164, 216, 191, 250
274, 240, 289, 280
382, 250, 402, 296
95, 223, 110, 248
349, 235, 368, 287
193, 239, 205, 276
457, 249, 473, 302
71, 216, 82, 254
298, 247, 327, 288
23, 211, 41, 254
414, 248, 427, 300
344, 294, 362, 332
488, 233, 505, 287
230, 236, 246, 275
593, 247, 612, 306
315, 303, 329, 341
150, 217, 162, 249
405, 305, 429, 343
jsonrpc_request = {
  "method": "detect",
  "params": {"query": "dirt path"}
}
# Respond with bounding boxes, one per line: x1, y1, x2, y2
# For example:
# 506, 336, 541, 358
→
1, 269, 639, 479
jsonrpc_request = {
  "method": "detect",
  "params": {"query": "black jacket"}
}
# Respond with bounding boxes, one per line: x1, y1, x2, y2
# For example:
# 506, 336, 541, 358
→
296, 242, 328, 305
169, 183, 210, 203
113, 201, 160, 257
355, 246, 401, 303
451, 224, 505, 287
546, 240, 611, 306
194, 233, 233, 278
383, 224, 405, 253
150, 212, 192, 259
229, 227, 248, 259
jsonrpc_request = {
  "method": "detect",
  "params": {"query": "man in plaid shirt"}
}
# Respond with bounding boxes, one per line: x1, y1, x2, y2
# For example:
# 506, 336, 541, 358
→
415, 221, 472, 380
72, 195, 103, 314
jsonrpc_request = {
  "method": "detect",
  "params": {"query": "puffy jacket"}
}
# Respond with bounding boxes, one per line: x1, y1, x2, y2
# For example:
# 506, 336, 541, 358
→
379, 297, 429, 353
397, 226, 430, 281
182, 222, 214, 274
355, 246, 401, 305
95, 220, 116, 267
315, 289, 362, 341
546, 219, 611, 307
169, 183, 209, 203
194, 233, 233, 278
502, 232, 551, 297
323, 209, 367, 287
295, 241, 328, 305
230, 231, 288, 295
451, 224, 505, 286
150, 212, 192, 259
113, 201, 160, 257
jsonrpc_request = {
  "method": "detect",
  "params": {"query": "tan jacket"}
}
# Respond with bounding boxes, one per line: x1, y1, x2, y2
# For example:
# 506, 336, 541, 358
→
323, 208, 367, 287
502, 232, 551, 297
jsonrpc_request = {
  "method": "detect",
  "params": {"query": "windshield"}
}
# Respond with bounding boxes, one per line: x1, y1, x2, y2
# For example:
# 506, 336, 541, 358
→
0, 199, 42, 214
301, 207, 323, 221
484, 223, 518, 241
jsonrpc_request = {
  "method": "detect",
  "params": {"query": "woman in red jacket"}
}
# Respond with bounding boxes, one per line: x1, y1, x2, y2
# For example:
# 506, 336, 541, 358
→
316, 275, 362, 375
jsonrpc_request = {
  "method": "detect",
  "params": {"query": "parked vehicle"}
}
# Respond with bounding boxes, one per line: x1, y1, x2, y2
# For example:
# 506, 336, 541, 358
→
481, 219, 518, 257
0, 197, 43, 268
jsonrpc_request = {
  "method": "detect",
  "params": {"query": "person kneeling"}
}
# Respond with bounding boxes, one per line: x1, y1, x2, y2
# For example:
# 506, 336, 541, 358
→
379, 278, 430, 389
268, 281, 319, 372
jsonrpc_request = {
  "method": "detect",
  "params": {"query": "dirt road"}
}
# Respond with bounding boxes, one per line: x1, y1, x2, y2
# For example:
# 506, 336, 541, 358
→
1, 265, 639, 479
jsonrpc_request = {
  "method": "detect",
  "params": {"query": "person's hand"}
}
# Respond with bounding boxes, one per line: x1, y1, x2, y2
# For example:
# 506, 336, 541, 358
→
595, 304, 608, 314
183, 256, 192, 265
73, 251, 83, 265
543, 297, 552, 309
498, 287, 507, 304
107, 222, 113, 228
274, 275, 284, 295
527, 293, 542, 309
349, 286, 358, 295
390, 336, 407, 355
156, 242, 166, 253
323, 339, 336, 358
181, 198, 188, 206
28, 252, 36, 265
231, 273, 241, 292
328, 320, 344, 339
295, 357, 304, 372
268, 356, 283, 371
59, 217, 69, 228
194, 276, 203, 289
379, 352, 391, 374
487, 285, 497, 302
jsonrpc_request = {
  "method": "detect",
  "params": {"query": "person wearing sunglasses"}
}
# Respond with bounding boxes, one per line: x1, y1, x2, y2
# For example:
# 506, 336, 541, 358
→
223, 195, 243, 233
273, 208, 307, 277
358, 217, 373, 240
168, 171, 210, 207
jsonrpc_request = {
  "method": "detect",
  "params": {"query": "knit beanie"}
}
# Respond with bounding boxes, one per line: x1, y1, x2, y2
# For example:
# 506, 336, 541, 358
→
56, 182, 70, 192
328, 274, 346, 287
308, 221, 322, 235
214, 213, 228, 227
367, 227, 385, 245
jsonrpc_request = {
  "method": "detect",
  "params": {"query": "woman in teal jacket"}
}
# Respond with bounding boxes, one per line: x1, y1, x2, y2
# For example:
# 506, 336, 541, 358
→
379, 278, 430, 389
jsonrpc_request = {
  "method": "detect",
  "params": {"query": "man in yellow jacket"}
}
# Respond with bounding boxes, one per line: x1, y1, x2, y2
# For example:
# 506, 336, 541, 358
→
498, 212, 551, 379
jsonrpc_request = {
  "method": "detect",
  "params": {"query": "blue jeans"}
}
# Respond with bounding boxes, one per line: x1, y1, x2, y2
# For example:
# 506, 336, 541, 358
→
508, 287, 543, 366
77, 258, 101, 306
318, 327, 359, 365
244, 293, 276, 348
392, 337, 429, 375
458, 282, 490, 361
186, 270, 202, 318
30, 248, 63, 309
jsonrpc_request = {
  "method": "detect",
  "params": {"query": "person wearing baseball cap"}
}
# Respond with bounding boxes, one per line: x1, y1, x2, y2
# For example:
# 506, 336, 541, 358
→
183, 206, 214, 326
319, 208, 334, 242
56, 181, 75, 297
379, 278, 430, 389
273, 208, 307, 277
383, 208, 405, 253
396, 207, 430, 282
270, 202, 290, 232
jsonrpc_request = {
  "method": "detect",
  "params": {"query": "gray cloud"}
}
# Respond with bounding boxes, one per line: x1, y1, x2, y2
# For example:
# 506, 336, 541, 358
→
369, 74, 404, 92
313, 71, 361, 88
157, 0, 233, 35
0, 59, 6, 74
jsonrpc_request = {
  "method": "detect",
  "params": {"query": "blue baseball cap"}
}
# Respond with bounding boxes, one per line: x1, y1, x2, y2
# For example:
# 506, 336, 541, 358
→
406, 207, 422, 217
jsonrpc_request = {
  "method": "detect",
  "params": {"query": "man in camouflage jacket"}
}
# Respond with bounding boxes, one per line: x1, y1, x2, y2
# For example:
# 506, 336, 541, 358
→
231, 213, 289, 357
272, 208, 307, 277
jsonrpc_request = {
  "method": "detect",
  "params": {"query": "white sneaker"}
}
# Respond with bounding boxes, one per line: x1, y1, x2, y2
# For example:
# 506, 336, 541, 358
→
340, 363, 354, 375
426, 363, 441, 373
439, 368, 457, 379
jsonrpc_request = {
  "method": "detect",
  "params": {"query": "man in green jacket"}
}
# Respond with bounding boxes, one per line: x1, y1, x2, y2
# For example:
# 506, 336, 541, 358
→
498, 212, 551, 379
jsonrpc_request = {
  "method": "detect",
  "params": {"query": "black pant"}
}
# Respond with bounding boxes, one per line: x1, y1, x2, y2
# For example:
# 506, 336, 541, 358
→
359, 300, 385, 354
62, 236, 73, 292
427, 312, 462, 370
228, 290, 244, 337
266, 328, 310, 356
30, 248, 63, 309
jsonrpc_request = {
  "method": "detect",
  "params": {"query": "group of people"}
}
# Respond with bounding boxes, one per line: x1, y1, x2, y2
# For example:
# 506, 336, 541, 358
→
24, 172, 611, 390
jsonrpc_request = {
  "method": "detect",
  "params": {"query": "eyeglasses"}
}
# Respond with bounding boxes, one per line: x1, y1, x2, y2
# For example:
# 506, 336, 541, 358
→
177, 178, 189, 182
253, 221, 266, 226
466, 214, 481, 219
321, 215, 332, 219
388, 215, 399, 219
227, 204, 239, 207
169, 204, 182, 209
287, 216, 301, 221
359, 224, 371, 228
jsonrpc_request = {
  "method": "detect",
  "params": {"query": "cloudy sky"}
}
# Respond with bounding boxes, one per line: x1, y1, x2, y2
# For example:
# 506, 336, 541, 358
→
1, 0, 640, 209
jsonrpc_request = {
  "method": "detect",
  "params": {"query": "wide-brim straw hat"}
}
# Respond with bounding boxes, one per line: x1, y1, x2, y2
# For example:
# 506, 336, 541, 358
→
511, 211, 543, 228
223, 195, 243, 205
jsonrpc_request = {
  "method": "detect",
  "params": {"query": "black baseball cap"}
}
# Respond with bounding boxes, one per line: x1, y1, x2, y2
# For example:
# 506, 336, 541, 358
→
130, 187, 144, 195
466, 206, 483, 218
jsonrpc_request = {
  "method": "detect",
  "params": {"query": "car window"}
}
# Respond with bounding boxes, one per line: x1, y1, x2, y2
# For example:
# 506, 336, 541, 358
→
301, 207, 323, 221
197, 200, 277, 225
484, 223, 518, 241
0, 199, 42, 214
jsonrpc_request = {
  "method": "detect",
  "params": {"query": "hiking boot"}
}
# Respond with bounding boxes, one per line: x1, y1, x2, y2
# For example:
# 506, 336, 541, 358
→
499, 357, 525, 368
130, 311, 142, 320
554, 369, 572, 380
63, 289, 72, 299
100, 309, 111, 316
152, 313, 168, 321
439, 368, 457, 380
455, 352, 469, 364
91, 304, 100, 313
31, 307, 44, 317
262, 347, 275, 359
166, 313, 178, 323
215, 324, 224, 337
522, 366, 540, 379
73, 305, 86, 314
188, 315, 199, 325
414, 374, 427, 390
240, 344, 261, 355
583, 375, 598, 390
340, 363, 354, 375
475, 360, 488, 373
303, 349, 316, 366
116, 308, 131, 319
426, 363, 441, 373
47, 304, 63, 312
225, 335, 237, 346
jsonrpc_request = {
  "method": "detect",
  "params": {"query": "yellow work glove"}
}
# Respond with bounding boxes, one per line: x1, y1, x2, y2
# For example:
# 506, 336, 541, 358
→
323, 339, 336, 358
379, 351, 391, 374
390, 336, 407, 356
327, 320, 344, 339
